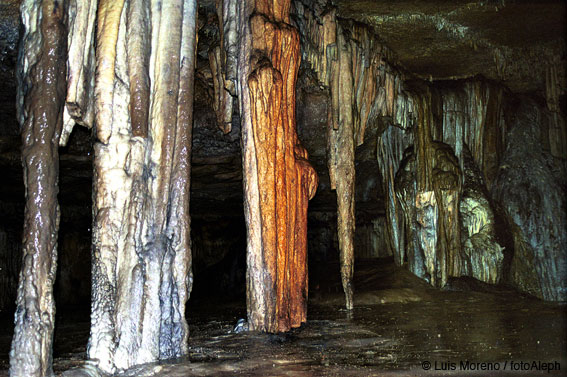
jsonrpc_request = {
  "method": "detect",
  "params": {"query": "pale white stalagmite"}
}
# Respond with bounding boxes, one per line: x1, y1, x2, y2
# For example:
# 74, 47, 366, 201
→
89, 0, 197, 372
11, 0, 67, 376
89, 3, 134, 371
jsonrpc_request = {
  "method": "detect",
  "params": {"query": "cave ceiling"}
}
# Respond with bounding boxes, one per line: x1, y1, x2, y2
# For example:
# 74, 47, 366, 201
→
1, 0, 564, 124
0, 0, 565, 212
334, 0, 566, 95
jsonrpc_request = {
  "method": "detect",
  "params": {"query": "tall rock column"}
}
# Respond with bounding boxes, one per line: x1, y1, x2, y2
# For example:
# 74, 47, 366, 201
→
10, 1, 67, 375
326, 26, 356, 310
88, 0, 197, 372
235, 0, 318, 332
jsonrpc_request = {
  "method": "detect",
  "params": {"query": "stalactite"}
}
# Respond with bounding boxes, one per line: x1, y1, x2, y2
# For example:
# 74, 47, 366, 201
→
208, 0, 239, 134
438, 81, 507, 190
88, 0, 197, 372
237, 0, 318, 332
11, 0, 67, 375
326, 24, 356, 309
61, 0, 97, 145
295, 2, 405, 309
208, 46, 233, 133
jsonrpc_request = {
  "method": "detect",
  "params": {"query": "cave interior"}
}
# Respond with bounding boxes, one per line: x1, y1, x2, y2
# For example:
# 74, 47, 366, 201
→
0, 0, 566, 375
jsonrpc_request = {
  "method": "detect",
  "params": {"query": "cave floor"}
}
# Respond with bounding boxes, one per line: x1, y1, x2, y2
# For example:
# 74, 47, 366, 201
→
0, 259, 565, 376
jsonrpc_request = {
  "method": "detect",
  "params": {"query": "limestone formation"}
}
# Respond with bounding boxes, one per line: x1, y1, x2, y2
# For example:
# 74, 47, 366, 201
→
11, 1, 67, 375
87, 0, 198, 372
459, 146, 504, 285
295, 1, 401, 309
377, 80, 509, 289
236, 0, 318, 332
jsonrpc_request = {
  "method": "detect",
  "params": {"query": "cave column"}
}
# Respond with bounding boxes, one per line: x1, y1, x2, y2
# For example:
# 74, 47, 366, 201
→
88, 0, 197, 372
10, 1, 67, 376
327, 25, 355, 310
235, 0, 318, 332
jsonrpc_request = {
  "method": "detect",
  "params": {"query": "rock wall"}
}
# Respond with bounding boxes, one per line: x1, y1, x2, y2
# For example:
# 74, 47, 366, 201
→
493, 99, 567, 301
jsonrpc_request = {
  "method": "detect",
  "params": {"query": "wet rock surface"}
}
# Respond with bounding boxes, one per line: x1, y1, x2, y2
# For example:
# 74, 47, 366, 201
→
1, 259, 565, 376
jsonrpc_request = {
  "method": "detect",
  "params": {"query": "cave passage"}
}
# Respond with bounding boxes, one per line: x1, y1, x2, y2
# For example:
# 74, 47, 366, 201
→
2, 0, 566, 376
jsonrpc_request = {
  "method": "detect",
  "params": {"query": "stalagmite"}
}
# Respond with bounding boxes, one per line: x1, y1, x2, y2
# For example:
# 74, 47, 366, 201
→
11, 0, 67, 375
236, 0, 318, 332
87, 0, 197, 372
459, 146, 504, 284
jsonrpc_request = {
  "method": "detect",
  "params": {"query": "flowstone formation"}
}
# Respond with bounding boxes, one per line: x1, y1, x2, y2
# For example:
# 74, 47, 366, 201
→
220, 0, 318, 332
395, 87, 463, 288
11, 0, 198, 375
380, 82, 507, 288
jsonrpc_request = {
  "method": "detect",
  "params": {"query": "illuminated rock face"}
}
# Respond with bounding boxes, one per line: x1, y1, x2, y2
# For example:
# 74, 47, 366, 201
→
386, 84, 506, 288
232, 0, 318, 333
10, 1, 67, 375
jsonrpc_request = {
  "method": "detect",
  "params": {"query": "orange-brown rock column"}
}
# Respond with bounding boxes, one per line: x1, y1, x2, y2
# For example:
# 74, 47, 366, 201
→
238, 0, 318, 332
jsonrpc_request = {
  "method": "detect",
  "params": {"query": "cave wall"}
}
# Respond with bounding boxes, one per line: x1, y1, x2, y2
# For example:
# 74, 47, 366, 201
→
493, 98, 567, 301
